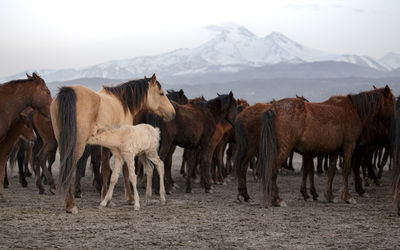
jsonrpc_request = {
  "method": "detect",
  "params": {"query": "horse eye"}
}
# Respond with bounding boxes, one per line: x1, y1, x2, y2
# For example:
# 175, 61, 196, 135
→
160, 92, 164, 96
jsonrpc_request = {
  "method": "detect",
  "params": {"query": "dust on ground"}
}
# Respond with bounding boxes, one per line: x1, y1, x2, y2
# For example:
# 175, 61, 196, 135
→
0, 148, 399, 249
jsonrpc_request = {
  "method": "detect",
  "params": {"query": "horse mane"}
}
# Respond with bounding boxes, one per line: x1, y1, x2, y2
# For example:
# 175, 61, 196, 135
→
2, 78, 35, 87
103, 78, 161, 114
349, 89, 384, 121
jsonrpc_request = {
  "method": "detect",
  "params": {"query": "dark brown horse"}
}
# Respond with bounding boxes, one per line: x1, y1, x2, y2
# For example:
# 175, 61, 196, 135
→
0, 73, 52, 141
0, 115, 35, 200
258, 86, 394, 207
31, 111, 58, 194
390, 96, 400, 216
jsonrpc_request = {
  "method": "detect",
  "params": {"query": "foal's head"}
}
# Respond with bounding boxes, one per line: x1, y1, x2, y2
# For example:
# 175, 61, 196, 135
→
12, 114, 35, 144
146, 74, 176, 121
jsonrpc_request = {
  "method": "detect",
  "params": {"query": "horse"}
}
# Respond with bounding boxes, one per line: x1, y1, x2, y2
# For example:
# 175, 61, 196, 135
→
0, 115, 35, 200
257, 86, 394, 207
50, 74, 175, 214
87, 124, 165, 210
391, 96, 400, 216
0, 73, 52, 141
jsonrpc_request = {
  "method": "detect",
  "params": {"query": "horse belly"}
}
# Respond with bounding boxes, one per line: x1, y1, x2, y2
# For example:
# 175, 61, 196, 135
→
296, 125, 343, 155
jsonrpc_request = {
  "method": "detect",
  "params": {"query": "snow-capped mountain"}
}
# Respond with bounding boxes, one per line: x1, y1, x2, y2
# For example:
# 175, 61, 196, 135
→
0, 23, 395, 82
380, 52, 400, 70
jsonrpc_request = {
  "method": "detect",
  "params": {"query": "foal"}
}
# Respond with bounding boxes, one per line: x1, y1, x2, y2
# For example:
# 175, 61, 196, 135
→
87, 124, 166, 210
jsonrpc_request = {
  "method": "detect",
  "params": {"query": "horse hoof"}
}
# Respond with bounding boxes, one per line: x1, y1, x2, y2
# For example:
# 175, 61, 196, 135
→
74, 192, 82, 198
332, 197, 340, 203
312, 196, 319, 201
21, 180, 28, 188
39, 189, 45, 195
360, 192, 369, 198
67, 206, 79, 214
134, 205, 140, 211
346, 197, 357, 204
205, 189, 213, 194
160, 199, 166, 206
278, 201, 287, 207
173, 183, 180, 189
99, 201, 108, 208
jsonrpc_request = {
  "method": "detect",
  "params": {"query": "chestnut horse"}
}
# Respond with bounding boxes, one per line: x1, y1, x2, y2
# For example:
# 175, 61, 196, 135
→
258, 86, 394, 207
0, 73, 52, 141
50, 74, 175, 214
0, 115, 35, 200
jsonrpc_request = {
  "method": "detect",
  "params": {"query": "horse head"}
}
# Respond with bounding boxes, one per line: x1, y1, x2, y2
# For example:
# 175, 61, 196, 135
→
26, 72, 52, 119
146, 74, 176, 122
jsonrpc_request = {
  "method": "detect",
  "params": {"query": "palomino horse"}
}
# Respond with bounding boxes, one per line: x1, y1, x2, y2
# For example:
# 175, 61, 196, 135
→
257, 86, 394, 207
0, 115, 35, 201
50, 74, 175, 214
87, 124, 165, 210
0, 73, 52, 141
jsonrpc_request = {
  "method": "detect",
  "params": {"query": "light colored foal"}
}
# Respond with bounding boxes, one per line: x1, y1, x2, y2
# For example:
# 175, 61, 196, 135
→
87, 124, 166, 210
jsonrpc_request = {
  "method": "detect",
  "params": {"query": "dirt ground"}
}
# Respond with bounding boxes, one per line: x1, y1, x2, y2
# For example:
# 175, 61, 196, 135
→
0, 148, 399, 249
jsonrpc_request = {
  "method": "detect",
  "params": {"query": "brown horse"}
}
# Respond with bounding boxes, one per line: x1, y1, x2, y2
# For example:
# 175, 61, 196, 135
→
31, 111, 58, 194
390, 96, 400, 216
50, 74, 176, 214
0, 115, 35, 200
0, 73, 52, 141
258, 86, 394, 207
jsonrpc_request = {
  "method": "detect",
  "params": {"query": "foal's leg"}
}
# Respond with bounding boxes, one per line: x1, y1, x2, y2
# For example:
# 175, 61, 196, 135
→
147, 150, 166, 205
122, 153, 140, 210
139, 156, 153, 205
122, 162, 134, 205
4, 164, 9, 188
309, 158, 318, 200
100, 155, 123, 208
74, 145, 91, 198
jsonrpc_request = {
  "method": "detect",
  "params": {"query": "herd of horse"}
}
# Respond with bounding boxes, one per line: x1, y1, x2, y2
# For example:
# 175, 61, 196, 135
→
0, 73, 400, 216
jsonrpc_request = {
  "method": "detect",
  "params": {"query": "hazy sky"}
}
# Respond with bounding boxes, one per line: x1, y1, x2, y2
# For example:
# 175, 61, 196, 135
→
0, 0, 399, 77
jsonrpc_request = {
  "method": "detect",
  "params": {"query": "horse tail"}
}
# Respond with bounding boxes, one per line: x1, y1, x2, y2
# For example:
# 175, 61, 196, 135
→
234, 118, 247, 176
257, 109, 277, 207
56, 87, 77, 193
390, 98, 400, 208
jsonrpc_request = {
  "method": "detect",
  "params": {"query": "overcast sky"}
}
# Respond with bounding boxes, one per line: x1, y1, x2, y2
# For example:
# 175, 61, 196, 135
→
0, 0, 399, 78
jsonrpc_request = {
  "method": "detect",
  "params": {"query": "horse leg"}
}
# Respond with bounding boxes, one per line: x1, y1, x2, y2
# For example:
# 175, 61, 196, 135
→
147, 151, 166, 205
100, 147, 111, 200
74, 145, 90, 198
3, 164, 9, 188
325, 154, 338, 202
0, 163, 7, 200
352, 148, 365, 196
378, 147, 389, 179
341, 146, 357, 204
164, 145, 176, 192
185, 149, 197, 193
34, 150, 46, 194
288, 151, 294, 170
216, 141, 226, 184
225, 142, 233, 175
180, 149, 187, 177
17, 147, 28, 187
90, 145, 102, 193
122, 153, 140, 211
122, 162, 134, 205
100, 155, 123, 208
309, 158, 318, 200
300, 156, 310, 201
316, 156, 324, 175
38, 143, 57, 193
237, 156, 251, 202
139, 156, 153, 205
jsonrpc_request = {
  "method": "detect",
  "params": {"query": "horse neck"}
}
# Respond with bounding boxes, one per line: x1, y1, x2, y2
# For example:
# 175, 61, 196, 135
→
206, 99, 226, 123
0, 82, 34, 120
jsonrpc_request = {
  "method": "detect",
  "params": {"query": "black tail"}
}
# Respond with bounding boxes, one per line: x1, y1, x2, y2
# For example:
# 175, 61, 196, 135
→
257, 109, 277, 207
234, 118, 248, 177
390, 98, 400, 208
56, 87, 77, 193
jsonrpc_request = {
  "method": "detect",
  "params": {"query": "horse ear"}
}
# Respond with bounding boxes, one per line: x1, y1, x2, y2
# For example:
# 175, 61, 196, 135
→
26, 73, 32, 79
296, 94, 300, 98
179, 89, 184, 96
384, 85, 391, 94
150, 74, 157, 86
229, 91, 233, 99
217, 93, 221, 96
373, 85, 377, 89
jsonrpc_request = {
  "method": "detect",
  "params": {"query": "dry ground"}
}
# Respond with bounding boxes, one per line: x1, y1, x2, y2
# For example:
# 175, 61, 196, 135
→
0, 148, 399, 249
